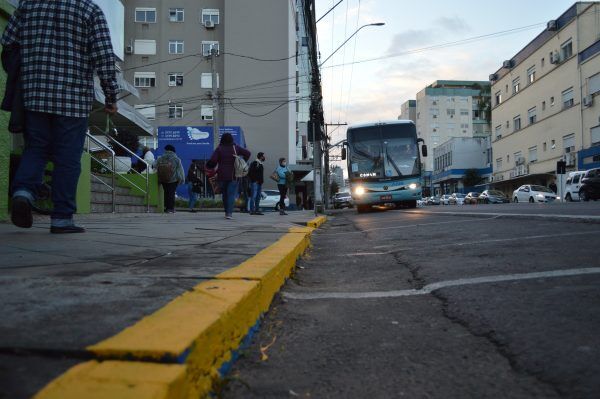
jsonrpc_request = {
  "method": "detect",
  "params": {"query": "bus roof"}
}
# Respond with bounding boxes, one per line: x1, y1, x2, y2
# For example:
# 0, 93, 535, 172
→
347, 120, 415, 130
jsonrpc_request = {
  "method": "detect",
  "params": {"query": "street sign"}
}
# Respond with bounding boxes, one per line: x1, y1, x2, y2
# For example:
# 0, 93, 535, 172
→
556, 160, 567, 175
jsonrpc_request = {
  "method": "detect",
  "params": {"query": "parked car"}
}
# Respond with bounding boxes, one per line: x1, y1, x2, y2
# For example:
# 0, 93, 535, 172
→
440, 194, 453, 205
512, 185, 558, 203
565, 171, 587, 201
579, 168, 600, 201
333, 191, 354, 209
427, 196, 441, 205
261, 190, 290, 210
478, 190, 510, 204
417, 199, 427, 207
448, 193, 466, 205
464, 192, 480, 205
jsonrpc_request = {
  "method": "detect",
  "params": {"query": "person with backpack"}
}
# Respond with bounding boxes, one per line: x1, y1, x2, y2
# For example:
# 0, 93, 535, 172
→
155, 144, 185, 213
186, 160, 204, 212
274, 157, 293, 216
207, 133, 251, 219
248, 152, 266, 215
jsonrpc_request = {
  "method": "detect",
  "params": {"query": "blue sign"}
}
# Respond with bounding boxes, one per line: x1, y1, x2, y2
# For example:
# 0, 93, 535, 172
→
219, 126, 246, 147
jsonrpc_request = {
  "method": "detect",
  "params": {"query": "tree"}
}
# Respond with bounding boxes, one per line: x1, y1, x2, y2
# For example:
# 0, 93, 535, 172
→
463, 168, 483, 188
330, 180, 340, 196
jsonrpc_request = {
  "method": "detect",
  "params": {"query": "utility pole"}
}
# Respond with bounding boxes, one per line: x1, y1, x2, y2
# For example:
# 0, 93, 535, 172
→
312, 122, 321, 217
210, 48, 220, 148
324, 122, 347, 208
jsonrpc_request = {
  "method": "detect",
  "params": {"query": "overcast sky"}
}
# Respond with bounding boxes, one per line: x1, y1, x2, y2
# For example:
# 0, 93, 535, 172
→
315, 0, 577, 158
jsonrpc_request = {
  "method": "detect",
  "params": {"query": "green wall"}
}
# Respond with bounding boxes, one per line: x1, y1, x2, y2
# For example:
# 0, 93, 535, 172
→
76, 153, 92, 214
0, 0, 14, 221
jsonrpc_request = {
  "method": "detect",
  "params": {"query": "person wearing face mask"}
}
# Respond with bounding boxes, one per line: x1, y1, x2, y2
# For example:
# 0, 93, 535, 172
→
248, 152, 266, 215
275, 157, 292, 215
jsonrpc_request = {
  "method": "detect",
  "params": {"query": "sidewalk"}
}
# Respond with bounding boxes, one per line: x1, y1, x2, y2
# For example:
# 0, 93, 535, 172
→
0, 210, 317, 399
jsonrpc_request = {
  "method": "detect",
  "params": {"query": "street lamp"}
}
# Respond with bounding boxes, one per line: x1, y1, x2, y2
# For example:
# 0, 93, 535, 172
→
319, 22, 385, 67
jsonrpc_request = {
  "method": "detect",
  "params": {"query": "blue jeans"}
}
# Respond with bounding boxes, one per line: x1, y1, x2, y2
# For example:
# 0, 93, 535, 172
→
220, 180, 238, 216
187, 182, 198, 209
249, 182, 262, 212
13, 111, 88, 219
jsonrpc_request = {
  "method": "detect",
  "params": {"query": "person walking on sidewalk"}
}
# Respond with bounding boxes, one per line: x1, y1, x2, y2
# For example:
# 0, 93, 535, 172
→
2, 0, 119, 233
207, 133, 251, 219
186, 160, 204, 212
275, 158, 292, 215
156, 145, 185, 213
248, 152, 266, 215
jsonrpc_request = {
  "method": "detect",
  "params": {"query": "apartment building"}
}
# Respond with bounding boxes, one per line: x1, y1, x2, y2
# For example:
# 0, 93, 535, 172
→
432, 137, 492, 194
490, 2, 600, 195
399, 100, 416, 122
123, 0, 318, 187
416, 80, 492, 173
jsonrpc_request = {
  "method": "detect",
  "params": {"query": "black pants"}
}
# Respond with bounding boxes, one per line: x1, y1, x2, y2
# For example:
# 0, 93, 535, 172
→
277, 184, 287, 211
162, 182, 178, 212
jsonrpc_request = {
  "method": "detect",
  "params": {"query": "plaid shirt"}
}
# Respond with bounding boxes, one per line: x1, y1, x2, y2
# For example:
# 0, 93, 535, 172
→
1, 0, 119, 118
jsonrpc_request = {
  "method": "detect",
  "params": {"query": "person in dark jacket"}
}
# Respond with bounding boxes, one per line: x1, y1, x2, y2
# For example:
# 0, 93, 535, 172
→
207, 133, 251, 219
186, 160, 204, 212
248, 152, 266, 215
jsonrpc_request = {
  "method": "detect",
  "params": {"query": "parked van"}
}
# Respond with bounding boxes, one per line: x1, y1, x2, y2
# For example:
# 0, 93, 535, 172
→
564, 171, 586, 201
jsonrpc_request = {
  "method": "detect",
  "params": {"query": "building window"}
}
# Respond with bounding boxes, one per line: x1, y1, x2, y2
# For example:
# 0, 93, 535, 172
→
563, 133, 575, 153
542, 101, 546, 111
562, 87, 574, 109
430, 108, 439, 118
169, 40, 184, 54
133, 72, 156, 88
543, 142, 547, 151
495, 91, 502, 106
527, 66, 536, 84
134, 104, 156, 120
168, 73, 183, 87
201, 9, 220, 25
460, 123, 469, 129
550, 96, 555, 107
496, 158, 503, 169
588, 73, 600, 96
513, 115, 521, 132
512, 77, 520, 94
169, 8, 184, 22
168, 104, 183, 119
561, 39, 573, 60
135, 8, 156, 23
447, 109, 455, 118
592, 126, 600, 146
201, 73, 219, 89
529, 146, 537, 163
541, 57, 545, 67
201, 105, 214, 120
134, 40, 156, 55
528, 107, 537, 125
460, 109, 469, 116
495, 125, 502, 140
202, 41, 219, 56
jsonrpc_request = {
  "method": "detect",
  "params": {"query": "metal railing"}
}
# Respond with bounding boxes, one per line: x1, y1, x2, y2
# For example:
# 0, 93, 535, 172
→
85, 132, 116, 213
86, 118, 151, 213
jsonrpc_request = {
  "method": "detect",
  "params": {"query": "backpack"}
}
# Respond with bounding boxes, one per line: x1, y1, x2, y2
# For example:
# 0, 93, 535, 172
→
157, 155, 176, 184
233, 146, 249, 178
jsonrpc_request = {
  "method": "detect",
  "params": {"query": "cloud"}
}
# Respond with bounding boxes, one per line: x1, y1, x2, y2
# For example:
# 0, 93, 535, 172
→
387, 29, 437, 52
435, 16, 471, 33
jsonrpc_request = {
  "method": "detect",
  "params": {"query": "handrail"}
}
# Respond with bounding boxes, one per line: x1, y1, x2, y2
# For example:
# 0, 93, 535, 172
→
86, 132, 116, 213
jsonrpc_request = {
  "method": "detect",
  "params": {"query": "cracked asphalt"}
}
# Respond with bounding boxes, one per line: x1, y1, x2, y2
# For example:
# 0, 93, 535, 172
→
224, 204, 600, 398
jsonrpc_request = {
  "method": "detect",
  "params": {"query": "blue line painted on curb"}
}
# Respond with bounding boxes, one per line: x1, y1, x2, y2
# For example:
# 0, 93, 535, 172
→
217, 318, 263, 377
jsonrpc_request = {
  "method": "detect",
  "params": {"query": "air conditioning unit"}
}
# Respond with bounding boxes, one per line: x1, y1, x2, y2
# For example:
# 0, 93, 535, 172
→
125, 45, 133, 54
565, 153, 576, 166
489, 73, 498, 82
583, 95, 593, 107
204, 20, 215, 29
547, 20, 558, 31
502, 60, 514, 69
550, 51, 560, 64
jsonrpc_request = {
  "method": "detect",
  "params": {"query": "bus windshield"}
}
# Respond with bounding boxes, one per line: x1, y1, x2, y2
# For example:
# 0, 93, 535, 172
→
349, 124, 420, 179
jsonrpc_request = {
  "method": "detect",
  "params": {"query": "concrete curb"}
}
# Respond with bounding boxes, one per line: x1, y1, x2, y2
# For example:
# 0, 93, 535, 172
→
34, 216, 327, 399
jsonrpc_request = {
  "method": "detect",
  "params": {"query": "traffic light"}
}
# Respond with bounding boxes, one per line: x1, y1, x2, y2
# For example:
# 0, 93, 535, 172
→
556, 160, 566, 175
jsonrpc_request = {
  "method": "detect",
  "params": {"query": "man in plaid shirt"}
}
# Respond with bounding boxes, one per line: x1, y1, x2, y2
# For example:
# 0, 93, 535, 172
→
2, 0, 119, 233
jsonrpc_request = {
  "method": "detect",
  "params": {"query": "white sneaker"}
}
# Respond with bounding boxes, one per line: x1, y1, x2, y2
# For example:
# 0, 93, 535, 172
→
226, 215, 233, 220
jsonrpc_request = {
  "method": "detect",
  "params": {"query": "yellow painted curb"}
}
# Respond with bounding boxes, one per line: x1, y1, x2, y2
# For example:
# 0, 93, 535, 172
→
35, 218, 326, 399
307, 215, 327, 228
34, 361, 189, 399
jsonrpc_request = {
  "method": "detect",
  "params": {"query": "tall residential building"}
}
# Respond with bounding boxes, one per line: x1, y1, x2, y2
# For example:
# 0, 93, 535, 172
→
123, 0, 318, 186
490, 2, 600, 195
415, 80, 491, 172
399, 100, 416, 122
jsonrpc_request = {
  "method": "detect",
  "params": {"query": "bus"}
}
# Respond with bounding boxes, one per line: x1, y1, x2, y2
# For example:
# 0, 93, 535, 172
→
343, 120, 427, 213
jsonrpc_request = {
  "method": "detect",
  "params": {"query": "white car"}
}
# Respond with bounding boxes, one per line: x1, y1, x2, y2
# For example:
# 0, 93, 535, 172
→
260, 190, 290, 210
440, 194, 452, 205
449, 193, 466, 205
564, 171, 586, 202
512, 185, 558, 203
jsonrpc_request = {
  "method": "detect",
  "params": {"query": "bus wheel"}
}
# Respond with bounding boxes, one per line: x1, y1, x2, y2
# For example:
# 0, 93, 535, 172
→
357, 205, 370, 213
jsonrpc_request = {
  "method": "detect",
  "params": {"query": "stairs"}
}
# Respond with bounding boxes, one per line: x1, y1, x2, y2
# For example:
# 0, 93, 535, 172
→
91, 175, 158, 213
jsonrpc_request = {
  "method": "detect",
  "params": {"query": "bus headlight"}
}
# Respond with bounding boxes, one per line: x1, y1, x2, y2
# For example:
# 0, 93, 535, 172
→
354, 186, 366, 196
408, 183, 418, 190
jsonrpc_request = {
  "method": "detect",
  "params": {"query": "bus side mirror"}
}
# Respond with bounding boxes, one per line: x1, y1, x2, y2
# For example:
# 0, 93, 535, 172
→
341, 148, 347, 160
421, 145, 428, 157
